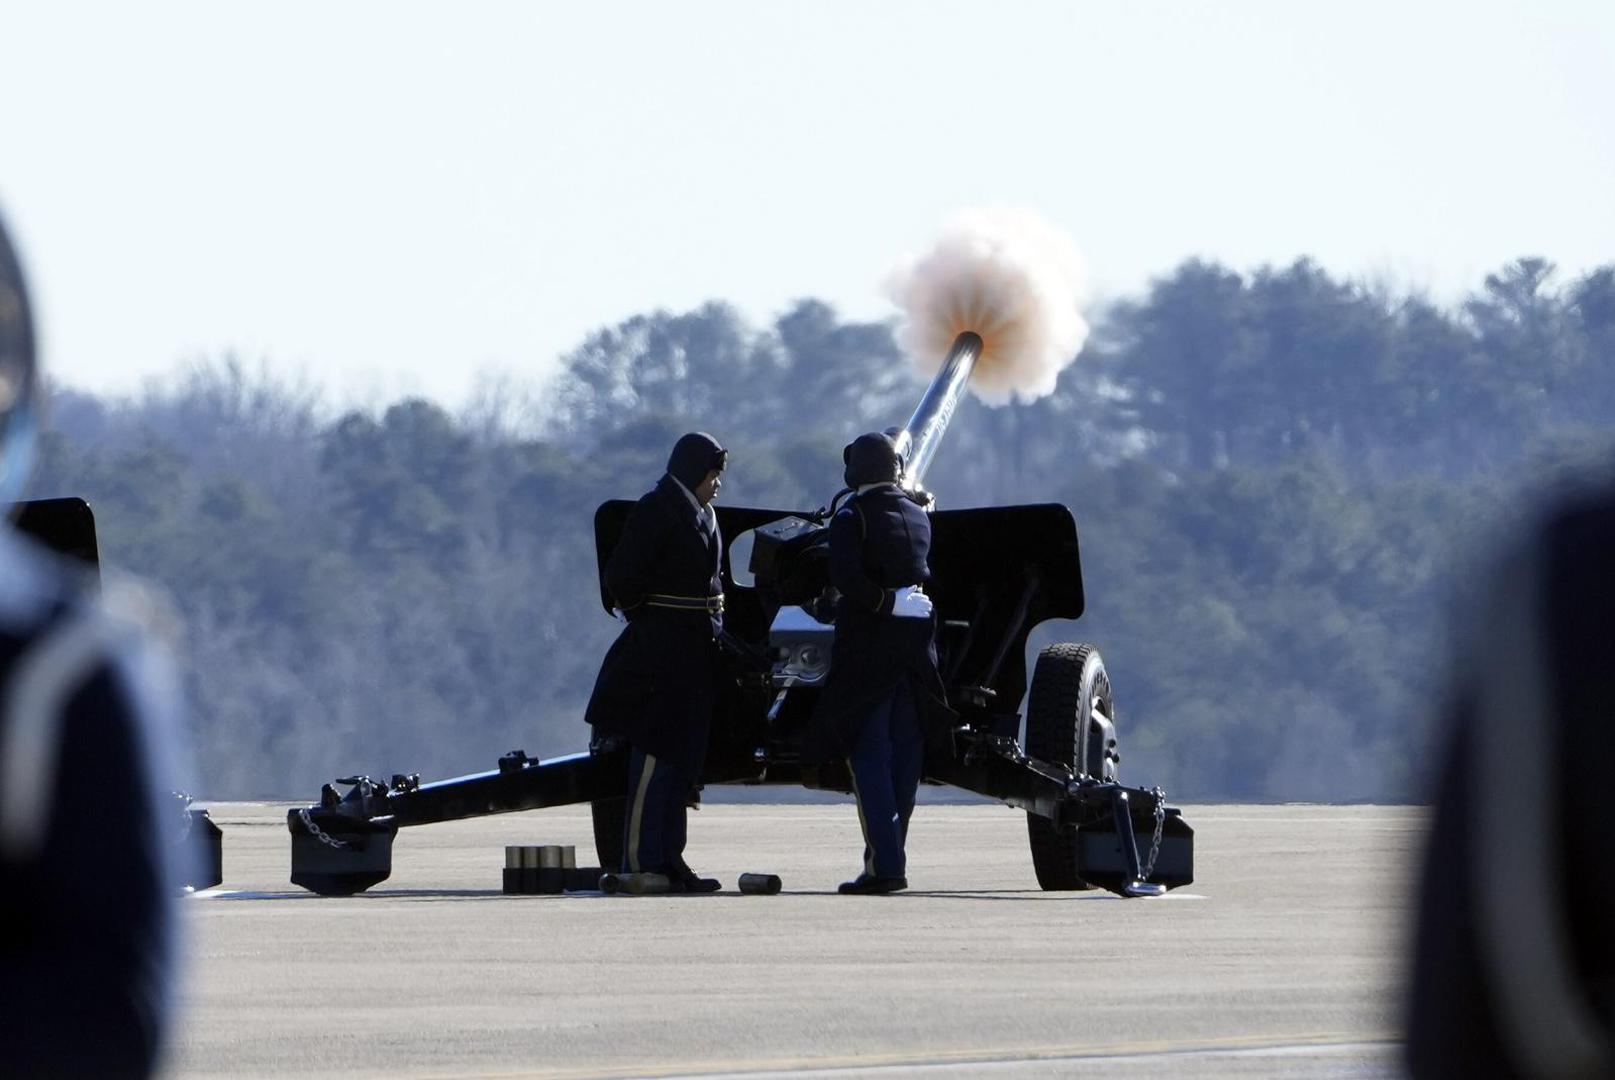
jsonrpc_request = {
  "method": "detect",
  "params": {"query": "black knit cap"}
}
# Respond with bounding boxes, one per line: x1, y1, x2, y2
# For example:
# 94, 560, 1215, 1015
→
667, 431, 727, 489
843, 431, 902, 488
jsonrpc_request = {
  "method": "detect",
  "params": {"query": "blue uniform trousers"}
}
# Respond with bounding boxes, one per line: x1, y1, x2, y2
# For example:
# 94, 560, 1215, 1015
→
847, 681, 925, 880
621, 747, 690, 875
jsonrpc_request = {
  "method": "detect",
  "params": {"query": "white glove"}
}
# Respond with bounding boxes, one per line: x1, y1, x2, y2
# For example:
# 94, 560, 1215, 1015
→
891, 585, 933, 619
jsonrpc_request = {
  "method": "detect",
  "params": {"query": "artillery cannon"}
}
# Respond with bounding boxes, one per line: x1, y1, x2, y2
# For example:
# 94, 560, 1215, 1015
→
290, 333, 1194, 897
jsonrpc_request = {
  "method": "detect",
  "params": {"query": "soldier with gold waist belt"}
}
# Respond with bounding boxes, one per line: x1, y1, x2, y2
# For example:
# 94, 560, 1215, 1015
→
583, 432, 728, 893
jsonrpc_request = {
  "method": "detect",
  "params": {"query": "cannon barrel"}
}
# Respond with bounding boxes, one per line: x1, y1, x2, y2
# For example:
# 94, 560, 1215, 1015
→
894, 331, 982, 492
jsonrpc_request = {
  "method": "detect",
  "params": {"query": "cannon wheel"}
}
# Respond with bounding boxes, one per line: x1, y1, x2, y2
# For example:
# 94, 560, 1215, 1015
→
1025, 642, 1116, 890
592, 797, 625, 871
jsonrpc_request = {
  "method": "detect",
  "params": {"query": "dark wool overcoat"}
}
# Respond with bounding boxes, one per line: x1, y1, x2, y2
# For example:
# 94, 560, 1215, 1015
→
583, 475, 723, 776
805, 485, 952, 763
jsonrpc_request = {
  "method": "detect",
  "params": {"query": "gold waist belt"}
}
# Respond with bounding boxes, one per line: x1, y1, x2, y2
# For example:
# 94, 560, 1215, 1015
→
643, 592, 725, 614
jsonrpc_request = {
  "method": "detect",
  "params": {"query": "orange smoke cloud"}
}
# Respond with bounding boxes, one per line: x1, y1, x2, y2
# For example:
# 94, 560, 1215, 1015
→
885, 207, 1090, 406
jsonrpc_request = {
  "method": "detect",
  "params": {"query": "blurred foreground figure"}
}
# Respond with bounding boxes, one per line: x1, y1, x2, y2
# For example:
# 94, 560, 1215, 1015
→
1407, 486, 1615, 1078
0, 212, 180, 1078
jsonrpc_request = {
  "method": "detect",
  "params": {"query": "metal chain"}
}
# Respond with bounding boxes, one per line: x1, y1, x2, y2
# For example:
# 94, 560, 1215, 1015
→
297, 808, 350, 851
1139, 786, 1166, 882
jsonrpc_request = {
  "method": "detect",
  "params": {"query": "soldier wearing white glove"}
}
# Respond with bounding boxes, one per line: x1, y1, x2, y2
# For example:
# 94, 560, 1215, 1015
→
807, 432, 951, 895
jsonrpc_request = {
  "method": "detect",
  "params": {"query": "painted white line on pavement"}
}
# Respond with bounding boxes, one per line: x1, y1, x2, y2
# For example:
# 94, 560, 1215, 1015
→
680, 1039, 1396, 1077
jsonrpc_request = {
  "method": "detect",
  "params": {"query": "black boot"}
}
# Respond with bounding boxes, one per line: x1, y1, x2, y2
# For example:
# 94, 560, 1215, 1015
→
838, 874, 907, 895
671, 860, 722, 894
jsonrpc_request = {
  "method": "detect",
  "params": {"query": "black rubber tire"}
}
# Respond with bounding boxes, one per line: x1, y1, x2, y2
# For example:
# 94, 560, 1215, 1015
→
1025, 642, 1116, 891
592, 797, 625, 872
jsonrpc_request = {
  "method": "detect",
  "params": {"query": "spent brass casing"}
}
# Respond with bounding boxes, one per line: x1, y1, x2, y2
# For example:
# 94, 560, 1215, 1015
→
737, 872, 782, 895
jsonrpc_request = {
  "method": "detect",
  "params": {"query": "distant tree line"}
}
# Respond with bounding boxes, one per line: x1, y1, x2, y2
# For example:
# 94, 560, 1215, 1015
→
28, 256, 1615, 800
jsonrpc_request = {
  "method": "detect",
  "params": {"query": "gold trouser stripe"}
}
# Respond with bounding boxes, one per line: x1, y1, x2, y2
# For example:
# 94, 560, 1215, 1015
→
627, 753, 658, 873
847, 760, 875, 877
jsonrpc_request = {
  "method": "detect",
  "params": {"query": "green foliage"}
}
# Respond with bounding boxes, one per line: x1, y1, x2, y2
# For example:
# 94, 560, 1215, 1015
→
27, 260, 1615, 800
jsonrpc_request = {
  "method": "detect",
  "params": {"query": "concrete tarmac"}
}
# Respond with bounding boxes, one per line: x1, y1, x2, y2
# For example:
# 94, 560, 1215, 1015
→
173, 803, 1421, 1078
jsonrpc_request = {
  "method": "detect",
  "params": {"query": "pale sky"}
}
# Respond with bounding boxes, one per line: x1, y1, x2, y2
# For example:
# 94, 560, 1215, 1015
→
2, 1, 1611, 406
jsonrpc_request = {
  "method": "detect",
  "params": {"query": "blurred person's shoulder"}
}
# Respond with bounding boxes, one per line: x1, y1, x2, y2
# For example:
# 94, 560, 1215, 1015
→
0, 525, 96, 640
0, 523, 183, 859
0, 522, 178, 743
1537, 480, 1615, 570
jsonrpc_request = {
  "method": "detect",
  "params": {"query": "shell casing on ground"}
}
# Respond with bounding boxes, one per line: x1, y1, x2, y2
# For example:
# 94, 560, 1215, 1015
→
738, 872, 782, 895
